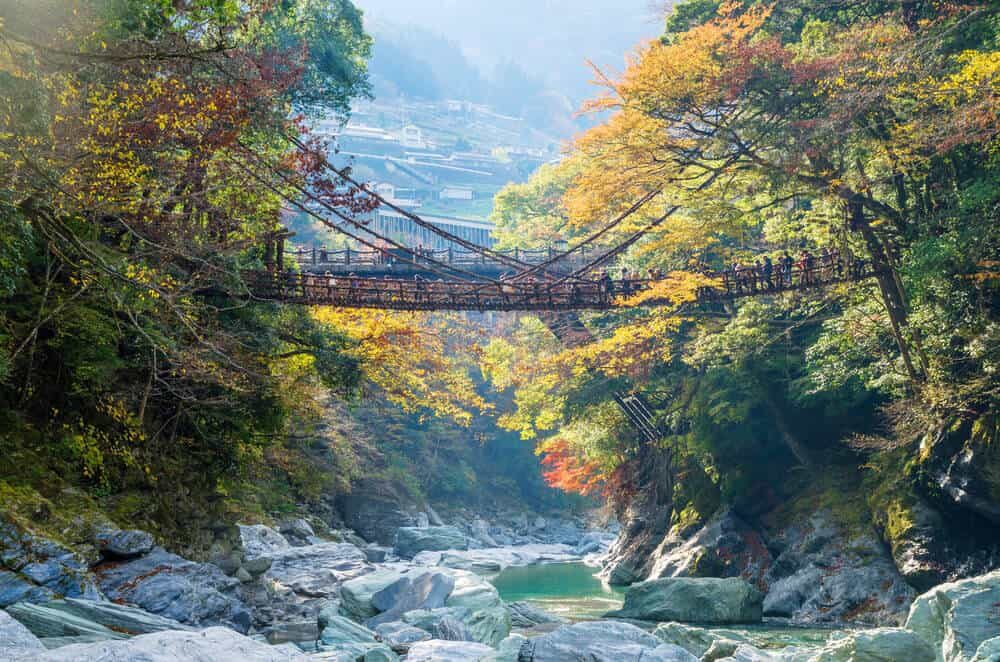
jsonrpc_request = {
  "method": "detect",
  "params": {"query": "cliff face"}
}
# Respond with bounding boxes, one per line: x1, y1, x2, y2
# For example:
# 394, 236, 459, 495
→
601, 414, 1000, 626
600, 444, 675, 585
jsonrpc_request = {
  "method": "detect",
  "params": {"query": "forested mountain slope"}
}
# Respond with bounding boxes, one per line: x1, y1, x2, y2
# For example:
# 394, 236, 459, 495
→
485, 0, 1000, 619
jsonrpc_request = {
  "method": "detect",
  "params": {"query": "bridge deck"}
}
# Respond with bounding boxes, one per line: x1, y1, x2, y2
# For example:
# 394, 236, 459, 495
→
245, 261, 876, 311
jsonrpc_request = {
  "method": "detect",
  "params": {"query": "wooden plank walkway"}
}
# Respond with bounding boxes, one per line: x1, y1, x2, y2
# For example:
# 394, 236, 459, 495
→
243, 260, 878, 312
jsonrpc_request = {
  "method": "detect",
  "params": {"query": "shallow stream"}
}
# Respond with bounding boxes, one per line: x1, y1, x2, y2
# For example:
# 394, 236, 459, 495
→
490, 561, 845, 650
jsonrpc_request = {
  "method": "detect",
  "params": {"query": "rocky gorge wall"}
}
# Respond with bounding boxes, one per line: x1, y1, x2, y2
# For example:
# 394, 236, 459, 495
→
601, 415, 1000, 627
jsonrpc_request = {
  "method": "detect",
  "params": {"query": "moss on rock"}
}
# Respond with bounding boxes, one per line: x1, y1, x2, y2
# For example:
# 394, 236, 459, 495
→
0, 480, 116, 555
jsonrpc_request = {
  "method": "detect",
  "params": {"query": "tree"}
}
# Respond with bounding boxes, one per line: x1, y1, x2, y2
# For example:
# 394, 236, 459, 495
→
0, 0, 375, 533
310, 308, 489, 424
490, 158, 583, 249
482, 0, 998, 503
569, 1, 997, 387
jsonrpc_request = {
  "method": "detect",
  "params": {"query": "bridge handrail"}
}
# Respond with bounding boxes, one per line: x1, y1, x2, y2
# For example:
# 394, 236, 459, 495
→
284, 245, 598, 269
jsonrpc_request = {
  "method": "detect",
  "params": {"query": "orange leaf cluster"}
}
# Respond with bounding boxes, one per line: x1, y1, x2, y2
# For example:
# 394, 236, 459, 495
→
538, 438, 606, 496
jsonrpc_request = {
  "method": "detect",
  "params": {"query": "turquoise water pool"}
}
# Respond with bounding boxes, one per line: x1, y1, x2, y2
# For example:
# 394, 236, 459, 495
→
490, 561, 625, 621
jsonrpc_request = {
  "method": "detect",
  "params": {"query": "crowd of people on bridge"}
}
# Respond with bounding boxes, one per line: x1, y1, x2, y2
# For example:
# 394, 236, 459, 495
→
720, 247, 864, 296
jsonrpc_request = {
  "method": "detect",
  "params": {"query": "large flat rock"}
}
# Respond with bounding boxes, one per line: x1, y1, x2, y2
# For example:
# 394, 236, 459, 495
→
367, 571, 455, 627
262, 542, 372, 598
95, 529, 155, 561
404, 639, 494, 662
339, 566, 510, 647
905, 570, 1000, 662
340, 568, 410, 622
521, 621, 697, 662
95, 547, 251, 632
608, 576, 763, 624
7, 626, 310, 661
239, 524, 291, 562
5, 601, 129, 641
30, 597, 189, 636
411, 544, 579, 572
393, 527, 469, 560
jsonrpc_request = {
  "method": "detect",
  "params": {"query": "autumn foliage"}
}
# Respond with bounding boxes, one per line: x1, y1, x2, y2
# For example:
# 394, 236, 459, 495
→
537, 438, 606, 496
0, 1, 378, 525
486, 0, 999, 501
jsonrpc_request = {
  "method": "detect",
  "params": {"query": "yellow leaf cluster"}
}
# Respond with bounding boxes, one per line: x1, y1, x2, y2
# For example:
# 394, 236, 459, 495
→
311, 308, 489, 425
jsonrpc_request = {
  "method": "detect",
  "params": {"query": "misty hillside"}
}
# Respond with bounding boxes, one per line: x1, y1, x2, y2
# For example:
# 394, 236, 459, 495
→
357, 0, 658, 105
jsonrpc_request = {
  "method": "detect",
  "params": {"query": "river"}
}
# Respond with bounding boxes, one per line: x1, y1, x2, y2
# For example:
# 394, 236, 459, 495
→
491, 561, 848, 652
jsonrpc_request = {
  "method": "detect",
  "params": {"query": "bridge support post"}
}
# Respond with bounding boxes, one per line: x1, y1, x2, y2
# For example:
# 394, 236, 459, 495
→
312, 246, 317, 266
276, 236, 285, 272
345, 248, 351, 266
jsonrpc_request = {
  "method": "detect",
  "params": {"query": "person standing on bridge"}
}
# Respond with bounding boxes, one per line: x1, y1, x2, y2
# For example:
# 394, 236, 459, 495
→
799, 251, 812, 286
322, 271, 335, 301
762, 255, 774, 290
528, 276, 542, 305
599, 270, 614, 298
782, 252, 794, 287
570, 280, 581, 305
731, 260, 743, 293
347, 273, 358, 303
413, 274, 426, 303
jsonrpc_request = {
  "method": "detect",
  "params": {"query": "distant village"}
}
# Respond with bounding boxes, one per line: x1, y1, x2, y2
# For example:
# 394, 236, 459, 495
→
291, 97, 561, 250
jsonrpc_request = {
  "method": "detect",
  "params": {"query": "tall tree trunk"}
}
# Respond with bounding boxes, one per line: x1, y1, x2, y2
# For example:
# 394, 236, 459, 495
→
851, 199, 923, 385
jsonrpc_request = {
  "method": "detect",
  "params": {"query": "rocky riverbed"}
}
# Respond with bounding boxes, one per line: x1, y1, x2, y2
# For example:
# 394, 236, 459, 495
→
1, 511, 998, 661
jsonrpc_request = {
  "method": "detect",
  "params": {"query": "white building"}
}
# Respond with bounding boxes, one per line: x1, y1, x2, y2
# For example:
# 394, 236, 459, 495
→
316, 122, 396, 142
399, 125, 427, 149
374, 182, 421, 208
440, 186, 474, 201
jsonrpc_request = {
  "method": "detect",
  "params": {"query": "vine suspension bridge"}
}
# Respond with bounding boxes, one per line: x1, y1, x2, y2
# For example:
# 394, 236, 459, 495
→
245, 248, 877, 312
244, 142, 879, 313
